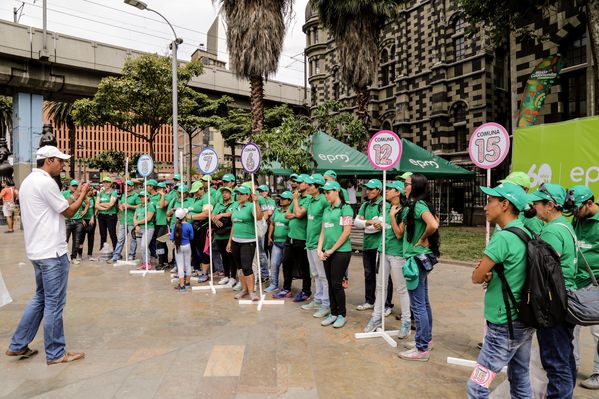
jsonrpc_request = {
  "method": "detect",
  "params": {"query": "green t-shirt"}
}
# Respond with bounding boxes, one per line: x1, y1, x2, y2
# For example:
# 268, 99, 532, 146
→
401, 200, 434, 258
213, 201, 234, 241
358, 197, 383, 250
120, 192, 140, 226
540, 216, 578, 291
231, 201, 256, 240
83, 197, 95, 220
322, 202, 354, 252
378, 203, 404, 256
494, 213, 544, 236
188, 195, 211, 224
484, 219, 530, 325
574, 210, 599, 289
306, 193, 328, 249
62, 190, 84, 220
98, 190, 118, 215
258, 196, 276, 214
134, 202, 156, 229
272, 207, 290, 243
165, 189, 178, 206
288, 193, 311, 241
149, 193, 167, 226
168, 197, 195, 227
209, 187, 221, 206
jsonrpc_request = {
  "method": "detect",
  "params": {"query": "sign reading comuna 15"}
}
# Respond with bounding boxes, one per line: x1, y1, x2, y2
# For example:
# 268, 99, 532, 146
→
512, 116, 599, 196
468, 122, 510, 170
367, 130, 402, 171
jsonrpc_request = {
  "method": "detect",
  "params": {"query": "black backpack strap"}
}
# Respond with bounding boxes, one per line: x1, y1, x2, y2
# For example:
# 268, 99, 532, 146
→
503, 227, 532, 244
494, 263, 518, 340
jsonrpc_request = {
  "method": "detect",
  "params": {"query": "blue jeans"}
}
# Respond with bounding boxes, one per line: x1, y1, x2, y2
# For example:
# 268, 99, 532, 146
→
269, 242, 285, 288
537, 322, 576, 398
211, 238, 224, 273
408, 268, 432, 351
112, 224, 137, 261
467, 321, 534, 399
258, 234, 269, 279
307, 248, 329, 308
9, 254, 70, 361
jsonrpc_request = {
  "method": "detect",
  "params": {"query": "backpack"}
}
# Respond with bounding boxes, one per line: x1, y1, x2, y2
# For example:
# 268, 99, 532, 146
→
494, 226, 568, 338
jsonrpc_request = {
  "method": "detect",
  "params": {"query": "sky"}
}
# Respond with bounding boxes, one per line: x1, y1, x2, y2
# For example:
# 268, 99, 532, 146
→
1, 0, 309, 86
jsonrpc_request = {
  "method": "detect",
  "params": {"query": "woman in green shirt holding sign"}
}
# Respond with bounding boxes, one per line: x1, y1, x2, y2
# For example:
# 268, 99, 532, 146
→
95, 176, 119, 251
134, 191, 156, 271
226, 185, 263, 301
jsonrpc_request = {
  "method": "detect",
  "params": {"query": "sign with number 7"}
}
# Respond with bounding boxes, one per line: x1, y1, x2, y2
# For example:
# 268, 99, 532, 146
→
197, 147, 219, 175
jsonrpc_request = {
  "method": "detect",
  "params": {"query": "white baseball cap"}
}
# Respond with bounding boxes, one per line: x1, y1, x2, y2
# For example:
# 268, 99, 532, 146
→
36, 146, 71, 160
174, 208, 188, 220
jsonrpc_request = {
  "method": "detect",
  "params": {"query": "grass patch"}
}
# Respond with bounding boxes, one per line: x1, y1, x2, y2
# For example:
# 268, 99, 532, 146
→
439, 226, 486, 263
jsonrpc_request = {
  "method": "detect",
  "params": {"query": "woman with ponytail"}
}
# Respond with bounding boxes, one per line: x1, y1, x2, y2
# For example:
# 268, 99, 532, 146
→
170, 208, 194, 291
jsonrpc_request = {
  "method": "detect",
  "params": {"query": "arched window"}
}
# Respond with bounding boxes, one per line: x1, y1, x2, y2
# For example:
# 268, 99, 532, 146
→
561, 30, 588, 119
333, 67, 340, 100
381, 49, 389, 86
389, 45, 396, 84
451, 16, 467, 61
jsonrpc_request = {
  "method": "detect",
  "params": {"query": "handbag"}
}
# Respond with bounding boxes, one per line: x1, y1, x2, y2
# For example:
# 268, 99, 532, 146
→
212, 217, 232, 236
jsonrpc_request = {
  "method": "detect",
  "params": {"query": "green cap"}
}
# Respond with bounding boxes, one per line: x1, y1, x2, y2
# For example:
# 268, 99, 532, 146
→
219, 186, 233, 194
290, 173, 299, 180
178, 185, 189, 193
292, 174, 304, 183
299, 174, 311, 183
201, 175, 212, 182
190, 181, 204, 194
126, 180, 134, 186
324, 170, 337, 179
311, 173, 325, 186
480, 182, 530, 211
222, 174, 236, 182
157, 182, 167, 188
241, 181, 252, 188
364, 179, 383, 190
568, 185, 594, 207
322, 181, 341, 191
145, 179, 158, 187
70, 179, 80, 186
403, 257, 420, 290
387, 181, 405, 194
102, 176, 112, 183
173, 174, 181, 181
499, 171, 533, 189
138, 190, 148, 197
303, 176, 315, 185
528, 183, 567, 206
279, 191, 293, 200
257, 184, 269, 192
235, 186, 251, 195
398, 172, 413, 180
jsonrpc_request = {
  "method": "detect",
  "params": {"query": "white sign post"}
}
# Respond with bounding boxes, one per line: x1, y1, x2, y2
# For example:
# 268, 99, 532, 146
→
115, 157, 138, 267
468, 122, 510, 245
238, 143, 284, 310
192, 147, 226, 294
355, 130, 403, 347
130, 154, 164, 277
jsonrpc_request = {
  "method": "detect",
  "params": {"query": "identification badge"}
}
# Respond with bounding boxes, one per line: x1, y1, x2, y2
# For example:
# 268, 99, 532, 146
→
470, 364, 496, 388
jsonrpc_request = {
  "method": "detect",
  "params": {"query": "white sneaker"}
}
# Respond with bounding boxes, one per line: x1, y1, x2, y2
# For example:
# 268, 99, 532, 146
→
88, 257, 98, 262
356, 303, 374, 311
227, 278, 237, 288
71, 258, 80, 265
218, 277, 229, 285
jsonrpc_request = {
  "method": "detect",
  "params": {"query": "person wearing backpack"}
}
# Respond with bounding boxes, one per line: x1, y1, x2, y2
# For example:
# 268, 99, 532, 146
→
567, 185, 599, 390
529, 183, 578, 398
467, 182, 534, 398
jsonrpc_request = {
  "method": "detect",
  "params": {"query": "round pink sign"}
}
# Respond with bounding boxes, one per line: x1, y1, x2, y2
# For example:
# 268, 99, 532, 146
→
468, 122, 510, 170
367, 130, 402, 171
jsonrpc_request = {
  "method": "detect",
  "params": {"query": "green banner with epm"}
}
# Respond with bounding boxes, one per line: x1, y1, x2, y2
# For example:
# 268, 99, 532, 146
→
512, 116, 599, 196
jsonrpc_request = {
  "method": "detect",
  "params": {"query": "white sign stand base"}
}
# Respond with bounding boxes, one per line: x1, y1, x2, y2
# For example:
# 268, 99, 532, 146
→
447, 357, 507, 373
192, 282, 227, 294
239, 294, 285, 311
355, 329, 401, 348
114, 259, 139, 267
129, 269, 165, 276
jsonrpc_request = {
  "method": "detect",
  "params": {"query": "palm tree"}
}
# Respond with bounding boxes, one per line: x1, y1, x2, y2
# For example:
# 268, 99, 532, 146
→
311, 0, 400, 128
216, 0, 292, 135
0, 96, 11, 140
45, 101, 77, 178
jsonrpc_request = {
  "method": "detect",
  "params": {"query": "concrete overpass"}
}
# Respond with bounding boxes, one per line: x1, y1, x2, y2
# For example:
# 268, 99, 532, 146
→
0, 19, 307, 182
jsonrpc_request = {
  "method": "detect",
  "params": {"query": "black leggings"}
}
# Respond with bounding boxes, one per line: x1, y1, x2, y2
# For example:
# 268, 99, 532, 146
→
231, 241, 255, 277
324, 251, 352, 317
98, 213, 118, 250
216, 239, 236, 278
65, 220, 84, 259
78, 219, 96, 257
282, 238, 310, 293
154, 225, 169, 264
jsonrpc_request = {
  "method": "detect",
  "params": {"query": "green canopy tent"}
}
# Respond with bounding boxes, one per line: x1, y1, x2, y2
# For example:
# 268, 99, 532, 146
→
266, 131, 474, 179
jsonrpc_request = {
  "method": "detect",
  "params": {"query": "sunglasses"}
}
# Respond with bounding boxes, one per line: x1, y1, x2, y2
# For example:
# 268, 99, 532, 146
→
538, 183, 559, 204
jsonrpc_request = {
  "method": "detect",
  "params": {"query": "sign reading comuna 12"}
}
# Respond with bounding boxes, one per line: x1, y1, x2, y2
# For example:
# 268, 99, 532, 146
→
197, 147, 219, 175
468, 122, 510, 170
137, 154, 153, 177
367, 130, 402, 171
241, 143, 261, 174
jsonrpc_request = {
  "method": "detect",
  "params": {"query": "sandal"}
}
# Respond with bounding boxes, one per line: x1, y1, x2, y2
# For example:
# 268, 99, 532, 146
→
47, 351, 85, 365
6, 346, 38, 358
234, 290, 248, 300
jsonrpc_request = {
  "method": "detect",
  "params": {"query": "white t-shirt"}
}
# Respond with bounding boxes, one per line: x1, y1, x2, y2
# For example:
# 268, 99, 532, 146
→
20, 169, 69, 260
347, 186, 358, 204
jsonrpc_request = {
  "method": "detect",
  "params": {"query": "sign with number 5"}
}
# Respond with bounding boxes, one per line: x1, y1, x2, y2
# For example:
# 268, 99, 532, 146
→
468, 122, 510, 170
197, 147, 219, 175
367, 130, 403, 171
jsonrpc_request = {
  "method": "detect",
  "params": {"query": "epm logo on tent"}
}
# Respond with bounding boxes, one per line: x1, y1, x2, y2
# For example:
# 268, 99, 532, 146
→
409, 159, 439, 169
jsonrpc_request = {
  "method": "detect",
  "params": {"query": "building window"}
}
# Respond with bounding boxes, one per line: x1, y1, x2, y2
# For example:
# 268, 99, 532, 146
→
315, 58, 320, 74
451, 16, 467, 62
561, 31, 588, 120
564, 32, 587, 67
494, 51, 507, 89
313, 28, 319, 44
455, 36, 465, 60
311, 86, 317, 106
451, 102, 468, 152
455, 18, 466, 33
381, 49, 389, 86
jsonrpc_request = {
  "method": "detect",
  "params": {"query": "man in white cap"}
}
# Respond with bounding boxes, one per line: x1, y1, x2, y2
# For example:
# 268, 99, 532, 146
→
6, 146, 88, 365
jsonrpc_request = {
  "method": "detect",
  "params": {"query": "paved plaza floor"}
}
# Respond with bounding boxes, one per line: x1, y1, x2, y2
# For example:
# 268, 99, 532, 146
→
0, 229, 597, 398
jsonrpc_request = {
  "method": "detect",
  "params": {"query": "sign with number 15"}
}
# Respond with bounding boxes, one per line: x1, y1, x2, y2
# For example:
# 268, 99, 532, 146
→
367, 130, 402, 171
468, 122, 510, 170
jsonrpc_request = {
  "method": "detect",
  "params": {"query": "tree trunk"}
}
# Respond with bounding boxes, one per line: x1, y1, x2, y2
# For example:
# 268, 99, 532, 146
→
354, 85, 371, 131
148, 137, 156, 177
230, 142, 236, 177
586, 0, 599, 115
249, 75, 264, 136
188, 132, 193, 186
68, 122, 76, 179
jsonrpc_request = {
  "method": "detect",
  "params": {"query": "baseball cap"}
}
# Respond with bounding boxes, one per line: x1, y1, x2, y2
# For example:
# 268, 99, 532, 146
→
173, 174, 181, 181
174, 208, 188, 220
290, 173, 299, 181
398, 172, 413, 180
311, 174, 325, 186
568, 185, 594, 207
36, 145, 70, 160
257, 184, 269, 192
178, 184, 189, 193
222, 174, 236, 182
324, 170, 337, 179
498, 171, 533, 189
201, 175, 212, 182
387, 181, 405, 194
303, 176, 315, 185
403, 257, 420, 290
235, 186, 251, 195
364, 179, 383, 190
299, 174, 311, 183
157, 182, 167, 188
322, 181, 341, 191
528, 183, 567, 206
70, 179, 80, 186
480, 182, 529, 211
145, 179, 158, 187
102, 176, 112, 183
279, 191, 293, 200
138, 190, 148, 197
126, 180, 134, 186
219, 186, 233, 194
190, 181, 205, 193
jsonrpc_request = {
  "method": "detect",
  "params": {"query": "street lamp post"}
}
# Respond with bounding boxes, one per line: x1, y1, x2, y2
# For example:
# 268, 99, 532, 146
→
124, 0, 182, 175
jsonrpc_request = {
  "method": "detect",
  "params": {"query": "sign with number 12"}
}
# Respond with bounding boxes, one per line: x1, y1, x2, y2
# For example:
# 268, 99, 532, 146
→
468, 122, 510, 170
367, 130, 402, 171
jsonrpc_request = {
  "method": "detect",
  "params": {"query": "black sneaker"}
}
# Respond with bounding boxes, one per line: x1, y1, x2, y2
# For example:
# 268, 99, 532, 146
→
185, 283, 191, 289
174, 285, 186, 292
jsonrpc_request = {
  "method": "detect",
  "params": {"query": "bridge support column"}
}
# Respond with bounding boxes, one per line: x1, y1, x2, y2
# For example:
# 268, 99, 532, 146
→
12, 92, 44, 185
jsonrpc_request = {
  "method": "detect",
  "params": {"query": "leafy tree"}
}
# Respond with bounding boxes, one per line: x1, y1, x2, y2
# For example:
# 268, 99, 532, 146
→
88, 149, 126, 173
45, 101, 77, 178
311, 0, 400, 127
217, 0, 293, 135
72, 54, 203, 167
217, 107, 251, 177
0, 96, 11, 141
311, 100, 369, 148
